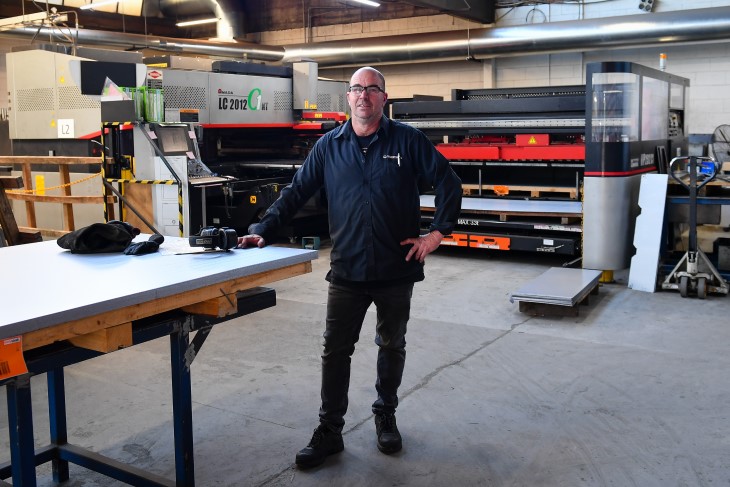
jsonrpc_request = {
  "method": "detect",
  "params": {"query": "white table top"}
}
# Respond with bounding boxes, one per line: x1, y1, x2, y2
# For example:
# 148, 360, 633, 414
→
0, 237, 317, 339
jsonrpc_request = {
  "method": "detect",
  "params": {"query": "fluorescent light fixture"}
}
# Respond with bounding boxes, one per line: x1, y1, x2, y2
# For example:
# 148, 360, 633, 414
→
79, 0, 126, 10
176, 17, 220, 27
350, 0, 380, 6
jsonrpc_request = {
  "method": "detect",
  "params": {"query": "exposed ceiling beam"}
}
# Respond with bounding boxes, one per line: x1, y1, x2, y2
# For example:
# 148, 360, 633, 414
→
0, 11, 68, 32
403, 0, 495, 24
0, 1, 181, 38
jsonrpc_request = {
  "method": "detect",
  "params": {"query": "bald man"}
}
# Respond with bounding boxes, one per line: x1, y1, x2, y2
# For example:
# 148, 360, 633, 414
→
238, 66, 462, 468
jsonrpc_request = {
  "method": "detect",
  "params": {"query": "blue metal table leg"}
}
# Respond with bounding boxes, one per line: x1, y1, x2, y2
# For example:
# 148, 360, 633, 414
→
48, 369, 69, 483
170, 329, 195, 487
6, 375, 38, 487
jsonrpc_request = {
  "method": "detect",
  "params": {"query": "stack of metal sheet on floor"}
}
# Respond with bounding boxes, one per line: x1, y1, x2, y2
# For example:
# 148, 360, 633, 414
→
510, 267, 602, 307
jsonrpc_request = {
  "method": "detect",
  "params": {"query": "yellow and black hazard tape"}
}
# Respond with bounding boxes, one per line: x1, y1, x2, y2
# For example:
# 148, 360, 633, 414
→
178, 186, 184, 237
105, 179, 178, 185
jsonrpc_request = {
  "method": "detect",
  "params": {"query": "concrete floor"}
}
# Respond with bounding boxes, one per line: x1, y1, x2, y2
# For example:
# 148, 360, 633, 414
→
2, 243, 730, 486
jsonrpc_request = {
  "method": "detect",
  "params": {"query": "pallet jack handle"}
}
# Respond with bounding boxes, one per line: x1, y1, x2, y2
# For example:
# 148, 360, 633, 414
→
668, 156, 719, 253
668, 155, 719, 192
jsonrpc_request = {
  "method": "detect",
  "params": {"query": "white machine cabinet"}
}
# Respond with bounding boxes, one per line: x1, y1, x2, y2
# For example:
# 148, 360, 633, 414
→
133, 125, 193, 237
154, 154, 189, 237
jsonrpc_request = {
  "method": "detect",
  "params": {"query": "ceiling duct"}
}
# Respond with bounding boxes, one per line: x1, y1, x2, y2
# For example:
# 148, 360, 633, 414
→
4, 26, 284, 61
404, 0, 496, 24
154, 0, 245, 41
3, 6, 730, 67
283, 6, 730, 66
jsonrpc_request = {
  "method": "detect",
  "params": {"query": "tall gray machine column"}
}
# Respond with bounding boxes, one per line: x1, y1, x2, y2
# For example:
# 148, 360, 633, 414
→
582, 62, 689, 273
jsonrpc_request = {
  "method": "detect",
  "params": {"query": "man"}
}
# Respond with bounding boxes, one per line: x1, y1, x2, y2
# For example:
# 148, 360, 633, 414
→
237, 66, 462, 468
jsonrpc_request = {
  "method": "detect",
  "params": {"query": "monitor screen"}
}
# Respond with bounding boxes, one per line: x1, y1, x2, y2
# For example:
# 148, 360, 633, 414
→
80, 61, 137, 95
154, 125, 192, 155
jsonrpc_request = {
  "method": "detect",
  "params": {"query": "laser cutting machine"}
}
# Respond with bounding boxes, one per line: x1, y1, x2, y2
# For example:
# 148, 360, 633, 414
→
392, 61, 689, 271
5, 46, 349, 238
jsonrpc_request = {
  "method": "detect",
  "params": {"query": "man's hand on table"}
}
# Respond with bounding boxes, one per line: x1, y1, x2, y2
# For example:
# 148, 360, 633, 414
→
237, 234, 266, 248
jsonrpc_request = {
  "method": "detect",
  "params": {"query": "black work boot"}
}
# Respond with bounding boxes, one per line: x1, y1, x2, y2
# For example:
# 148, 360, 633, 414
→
374, 413, 402, 454
295, 423, 344, 469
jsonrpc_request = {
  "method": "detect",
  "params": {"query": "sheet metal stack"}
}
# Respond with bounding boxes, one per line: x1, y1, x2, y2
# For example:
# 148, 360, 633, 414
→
510, 267, 602, 307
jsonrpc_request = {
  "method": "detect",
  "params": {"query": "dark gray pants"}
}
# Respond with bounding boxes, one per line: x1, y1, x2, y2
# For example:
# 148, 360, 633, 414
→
318, 281, 414, 430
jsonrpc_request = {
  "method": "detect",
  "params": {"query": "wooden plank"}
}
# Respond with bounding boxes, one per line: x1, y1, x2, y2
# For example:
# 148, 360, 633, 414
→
21, 163, 35, 228
17, 231, 43, 243
123, 183, 154, 232
68, 322, 132, 352
19, 226, 71, 238
560, 216, 581, 225
519, 300, 579, 317
669, 177, 729, 187
2, 157, 105, 236
181, 295, 238, 317
6, 194, 110, 204
0, 156, 101, 166
0, 176, 23, 189
462, 183, 578, 199
59, 165, 75, 231
21, 261, 312, 351
0, 176, 22, 246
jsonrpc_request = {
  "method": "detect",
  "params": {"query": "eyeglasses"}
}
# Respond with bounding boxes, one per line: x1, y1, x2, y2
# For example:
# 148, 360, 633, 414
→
348, 85, 384, 95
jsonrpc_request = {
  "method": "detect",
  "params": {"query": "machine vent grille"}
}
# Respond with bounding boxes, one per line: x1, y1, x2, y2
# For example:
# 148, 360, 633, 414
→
58, 86, 101, 109
16, 88, 54, 111
469, 90, 585, 100
164, 85, 207, 109
274, 91, 291, 111
317, 93, 332, 111
336, 93, 346, 112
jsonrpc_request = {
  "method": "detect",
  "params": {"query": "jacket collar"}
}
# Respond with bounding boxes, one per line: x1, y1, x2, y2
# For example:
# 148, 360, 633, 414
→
334, 115, 391, 140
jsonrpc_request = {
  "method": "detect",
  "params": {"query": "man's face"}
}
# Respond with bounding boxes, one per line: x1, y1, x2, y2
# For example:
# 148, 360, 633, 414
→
347, 69, 387, 123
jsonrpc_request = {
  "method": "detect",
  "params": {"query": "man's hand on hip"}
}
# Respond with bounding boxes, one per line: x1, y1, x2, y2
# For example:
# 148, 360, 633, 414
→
400, 230, 443, 263
237, 234, 266, 248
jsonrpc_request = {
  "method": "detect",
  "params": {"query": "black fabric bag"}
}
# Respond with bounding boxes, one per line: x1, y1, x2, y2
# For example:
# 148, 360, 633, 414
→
124, 233, 165, 256
57, 221, 139, 254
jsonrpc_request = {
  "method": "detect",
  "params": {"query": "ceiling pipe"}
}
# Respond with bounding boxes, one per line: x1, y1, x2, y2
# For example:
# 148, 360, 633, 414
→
156, 0, 245, 41
3, 26, 285, 61
283, 6, 730, 66
2, 6, 730, 67
211, 0, 244, 41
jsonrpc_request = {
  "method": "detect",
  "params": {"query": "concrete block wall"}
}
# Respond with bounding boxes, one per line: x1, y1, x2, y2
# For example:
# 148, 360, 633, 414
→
494, 42, 730, 133
255, 14, 481, 47
488, 0, 730, 133
2, 1, 730, 132
305, 0, 730, 136
256, 14, 489, 101
251, 1, 730, 135
320, 61, 490, 104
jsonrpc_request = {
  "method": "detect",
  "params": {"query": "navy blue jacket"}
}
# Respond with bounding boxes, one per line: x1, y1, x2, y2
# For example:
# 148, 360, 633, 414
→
249, 115, 462, 284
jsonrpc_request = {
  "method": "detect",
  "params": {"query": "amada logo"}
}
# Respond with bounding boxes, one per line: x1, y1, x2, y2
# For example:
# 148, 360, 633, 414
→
218, 89, 234, 95
148, 70, 163, 79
